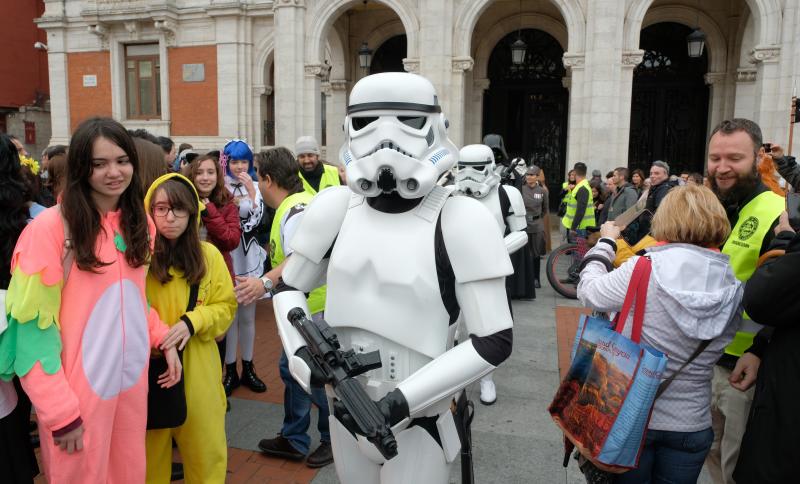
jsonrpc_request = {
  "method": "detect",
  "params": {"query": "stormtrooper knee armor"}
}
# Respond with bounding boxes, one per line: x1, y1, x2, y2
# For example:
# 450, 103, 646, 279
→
455, 144, 528, 405
271, 73, 515, 484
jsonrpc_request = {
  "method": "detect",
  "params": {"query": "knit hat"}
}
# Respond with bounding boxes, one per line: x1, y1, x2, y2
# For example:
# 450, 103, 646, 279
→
526, 166, 541, 176
295, 136, 321, 156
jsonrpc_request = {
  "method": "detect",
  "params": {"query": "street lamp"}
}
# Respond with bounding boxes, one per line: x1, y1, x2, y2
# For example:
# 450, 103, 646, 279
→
358, 42, 373, 70
686, 29, 706, 58
511, 0, 526, 66
511, 38, 527, 66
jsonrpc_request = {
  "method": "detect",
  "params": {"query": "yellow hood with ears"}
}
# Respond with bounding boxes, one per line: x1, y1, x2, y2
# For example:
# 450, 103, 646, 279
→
144, 172, 206, 227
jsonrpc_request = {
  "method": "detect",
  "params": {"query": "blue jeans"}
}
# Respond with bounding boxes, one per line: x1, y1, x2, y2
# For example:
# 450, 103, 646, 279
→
278, 350, 330, 454
615, 427, 714, 484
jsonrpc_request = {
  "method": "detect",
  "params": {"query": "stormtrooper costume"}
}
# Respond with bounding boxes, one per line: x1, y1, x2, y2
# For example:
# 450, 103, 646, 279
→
271, 72, 514, 484
455, 144, 527, 405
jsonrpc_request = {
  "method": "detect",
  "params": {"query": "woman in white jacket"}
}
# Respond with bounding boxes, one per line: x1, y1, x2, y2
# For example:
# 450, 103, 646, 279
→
578, 184, 743, 484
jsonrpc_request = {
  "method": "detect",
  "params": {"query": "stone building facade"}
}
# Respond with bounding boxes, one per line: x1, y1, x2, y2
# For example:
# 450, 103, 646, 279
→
38, 0, 800, 191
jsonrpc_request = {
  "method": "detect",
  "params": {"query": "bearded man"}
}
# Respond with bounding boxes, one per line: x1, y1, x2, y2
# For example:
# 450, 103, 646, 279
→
704, 118, 790, 484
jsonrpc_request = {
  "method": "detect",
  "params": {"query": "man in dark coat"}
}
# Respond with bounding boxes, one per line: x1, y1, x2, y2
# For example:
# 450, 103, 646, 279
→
734, 212, 800, 484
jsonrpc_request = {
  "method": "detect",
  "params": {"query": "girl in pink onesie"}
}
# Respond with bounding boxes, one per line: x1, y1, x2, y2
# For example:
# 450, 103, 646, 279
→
0, 117, 182, 483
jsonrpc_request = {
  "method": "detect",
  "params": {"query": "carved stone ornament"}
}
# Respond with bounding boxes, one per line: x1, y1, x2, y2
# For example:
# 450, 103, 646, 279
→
321, 82, 333, 97
263, 85, 274, 96
704, 72, 727, 86
622, 50, 645, 68
403, 58, 420, 74
273, 0, 305, 9
154, 19, 177, 47
330, 80, 348, 91
452, 56, 474, 73
562, 52, 586, 70
87, 23, 109, 49
124, 20, 139, 40
736, 68, 757, 83
749, 46, 781, 64
304, 64, 323, 78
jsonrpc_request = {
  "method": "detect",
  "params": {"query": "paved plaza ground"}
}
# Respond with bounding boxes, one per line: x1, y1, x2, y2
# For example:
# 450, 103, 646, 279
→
32, 237, 713, 483
221, 280, 590, 483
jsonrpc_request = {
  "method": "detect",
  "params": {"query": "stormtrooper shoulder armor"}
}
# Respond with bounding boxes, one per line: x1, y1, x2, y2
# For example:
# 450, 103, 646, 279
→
501, 184, 527, 232
441, 196, 513, 283
288, 185, 351, 264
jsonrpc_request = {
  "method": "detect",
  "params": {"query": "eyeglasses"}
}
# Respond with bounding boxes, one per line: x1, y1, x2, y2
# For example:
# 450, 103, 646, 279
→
153, 205, 190, 218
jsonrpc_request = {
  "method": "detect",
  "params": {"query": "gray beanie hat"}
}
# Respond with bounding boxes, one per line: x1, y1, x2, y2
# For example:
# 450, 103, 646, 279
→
295, 135, 320, 156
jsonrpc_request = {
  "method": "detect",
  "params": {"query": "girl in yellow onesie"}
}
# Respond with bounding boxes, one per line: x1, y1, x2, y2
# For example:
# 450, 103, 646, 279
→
143, 173, 237, 483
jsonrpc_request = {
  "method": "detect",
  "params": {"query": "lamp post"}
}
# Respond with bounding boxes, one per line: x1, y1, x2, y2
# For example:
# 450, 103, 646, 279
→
686, 29, 706, 58
358, 42, 373, 71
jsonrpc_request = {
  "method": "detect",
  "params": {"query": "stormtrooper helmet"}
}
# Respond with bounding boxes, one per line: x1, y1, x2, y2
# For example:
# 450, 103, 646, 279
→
340, 72, 458, 198
455, 144, 500, 199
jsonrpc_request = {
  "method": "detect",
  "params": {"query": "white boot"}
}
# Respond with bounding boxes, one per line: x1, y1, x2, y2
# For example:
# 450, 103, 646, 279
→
479, 373, 497, 405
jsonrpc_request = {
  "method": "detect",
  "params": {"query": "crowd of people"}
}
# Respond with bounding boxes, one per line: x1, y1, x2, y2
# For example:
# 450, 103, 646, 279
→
1, 106, 798, 484
0, 120, 348, 482
570, 118, 797, 484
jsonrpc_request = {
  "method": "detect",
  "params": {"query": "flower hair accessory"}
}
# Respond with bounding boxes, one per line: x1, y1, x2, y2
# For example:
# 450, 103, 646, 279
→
20, 155, 40, 176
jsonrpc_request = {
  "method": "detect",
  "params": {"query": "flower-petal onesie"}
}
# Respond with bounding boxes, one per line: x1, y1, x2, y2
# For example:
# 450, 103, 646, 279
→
0, 207, 169, 483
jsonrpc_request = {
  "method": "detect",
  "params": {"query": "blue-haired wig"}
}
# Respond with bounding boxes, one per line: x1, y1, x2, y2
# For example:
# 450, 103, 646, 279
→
223, 139, 256, 178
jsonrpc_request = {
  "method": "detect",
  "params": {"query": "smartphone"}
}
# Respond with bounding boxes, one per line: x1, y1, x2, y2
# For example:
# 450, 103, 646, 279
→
763, 143, 773, 152
787, 192, 800, 231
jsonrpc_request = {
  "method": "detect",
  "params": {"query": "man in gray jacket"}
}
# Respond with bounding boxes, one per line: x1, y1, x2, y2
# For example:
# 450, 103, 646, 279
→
606, 167, 639, 221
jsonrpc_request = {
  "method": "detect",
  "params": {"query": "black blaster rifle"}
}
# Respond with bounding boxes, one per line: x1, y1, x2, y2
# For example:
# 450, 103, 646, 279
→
287, 307, 399, 460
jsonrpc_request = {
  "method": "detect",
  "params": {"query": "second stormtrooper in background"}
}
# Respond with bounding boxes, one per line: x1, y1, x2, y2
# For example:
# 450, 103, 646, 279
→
455, 144, 528, 405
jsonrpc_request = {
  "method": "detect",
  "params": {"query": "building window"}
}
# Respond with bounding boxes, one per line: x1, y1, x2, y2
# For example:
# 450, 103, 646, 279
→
125, 44, 161, 119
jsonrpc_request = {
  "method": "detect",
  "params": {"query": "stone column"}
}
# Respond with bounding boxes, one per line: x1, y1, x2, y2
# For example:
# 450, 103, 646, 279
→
469, 78, 490, 145
733, 68, 758, 119
617, 50, 644, 169
449, 56, 474, 147
581, 0, 628, 177
273, 0, 306, 147
211, 6, 253, 141
418, 0, 457, 124
326, 79, 348, 161
750, 45, 783, 143
303, 63, 323, 145
563, 52, 587, 169
37, 16, 70, 145
704, 72, 728, 139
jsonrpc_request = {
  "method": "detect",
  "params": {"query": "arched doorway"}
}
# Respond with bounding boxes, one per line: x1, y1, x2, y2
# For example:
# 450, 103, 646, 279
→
628, 22, 709, 175
483, 28, 569, 208
370, 35, 407, 74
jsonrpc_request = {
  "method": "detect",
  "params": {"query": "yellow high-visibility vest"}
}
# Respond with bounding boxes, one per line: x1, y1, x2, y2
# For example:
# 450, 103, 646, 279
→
300, 164, 341, 195
561, 179, 595, 230
270, 191, 326, 314
721, 190, 785, 356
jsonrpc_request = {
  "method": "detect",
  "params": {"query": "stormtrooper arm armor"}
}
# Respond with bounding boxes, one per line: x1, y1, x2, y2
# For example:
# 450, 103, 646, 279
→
397, 197, 514, 415
502, 185, 528, 254
271, 186, 351, 393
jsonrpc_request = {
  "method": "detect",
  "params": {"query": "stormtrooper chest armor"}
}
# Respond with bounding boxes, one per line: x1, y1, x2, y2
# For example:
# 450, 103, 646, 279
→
325, 187, 452, 398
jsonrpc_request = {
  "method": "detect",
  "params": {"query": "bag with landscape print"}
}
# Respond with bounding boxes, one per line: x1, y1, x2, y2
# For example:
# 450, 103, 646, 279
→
548, 256, 668, 473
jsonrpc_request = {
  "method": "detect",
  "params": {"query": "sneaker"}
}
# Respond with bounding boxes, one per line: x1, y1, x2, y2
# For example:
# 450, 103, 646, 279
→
170, 462, 184, 482
306, 442, 334, 468
480, 378, 497, 405
258, 434, 306, 461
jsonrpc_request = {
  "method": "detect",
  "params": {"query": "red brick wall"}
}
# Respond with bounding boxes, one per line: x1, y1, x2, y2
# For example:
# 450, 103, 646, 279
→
0, 0, 49, 109
168, 46, 218, 136
68, 52, 112, 131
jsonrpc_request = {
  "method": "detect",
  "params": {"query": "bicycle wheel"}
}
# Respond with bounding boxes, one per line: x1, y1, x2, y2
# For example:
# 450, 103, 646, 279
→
546, 243, 581, 299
